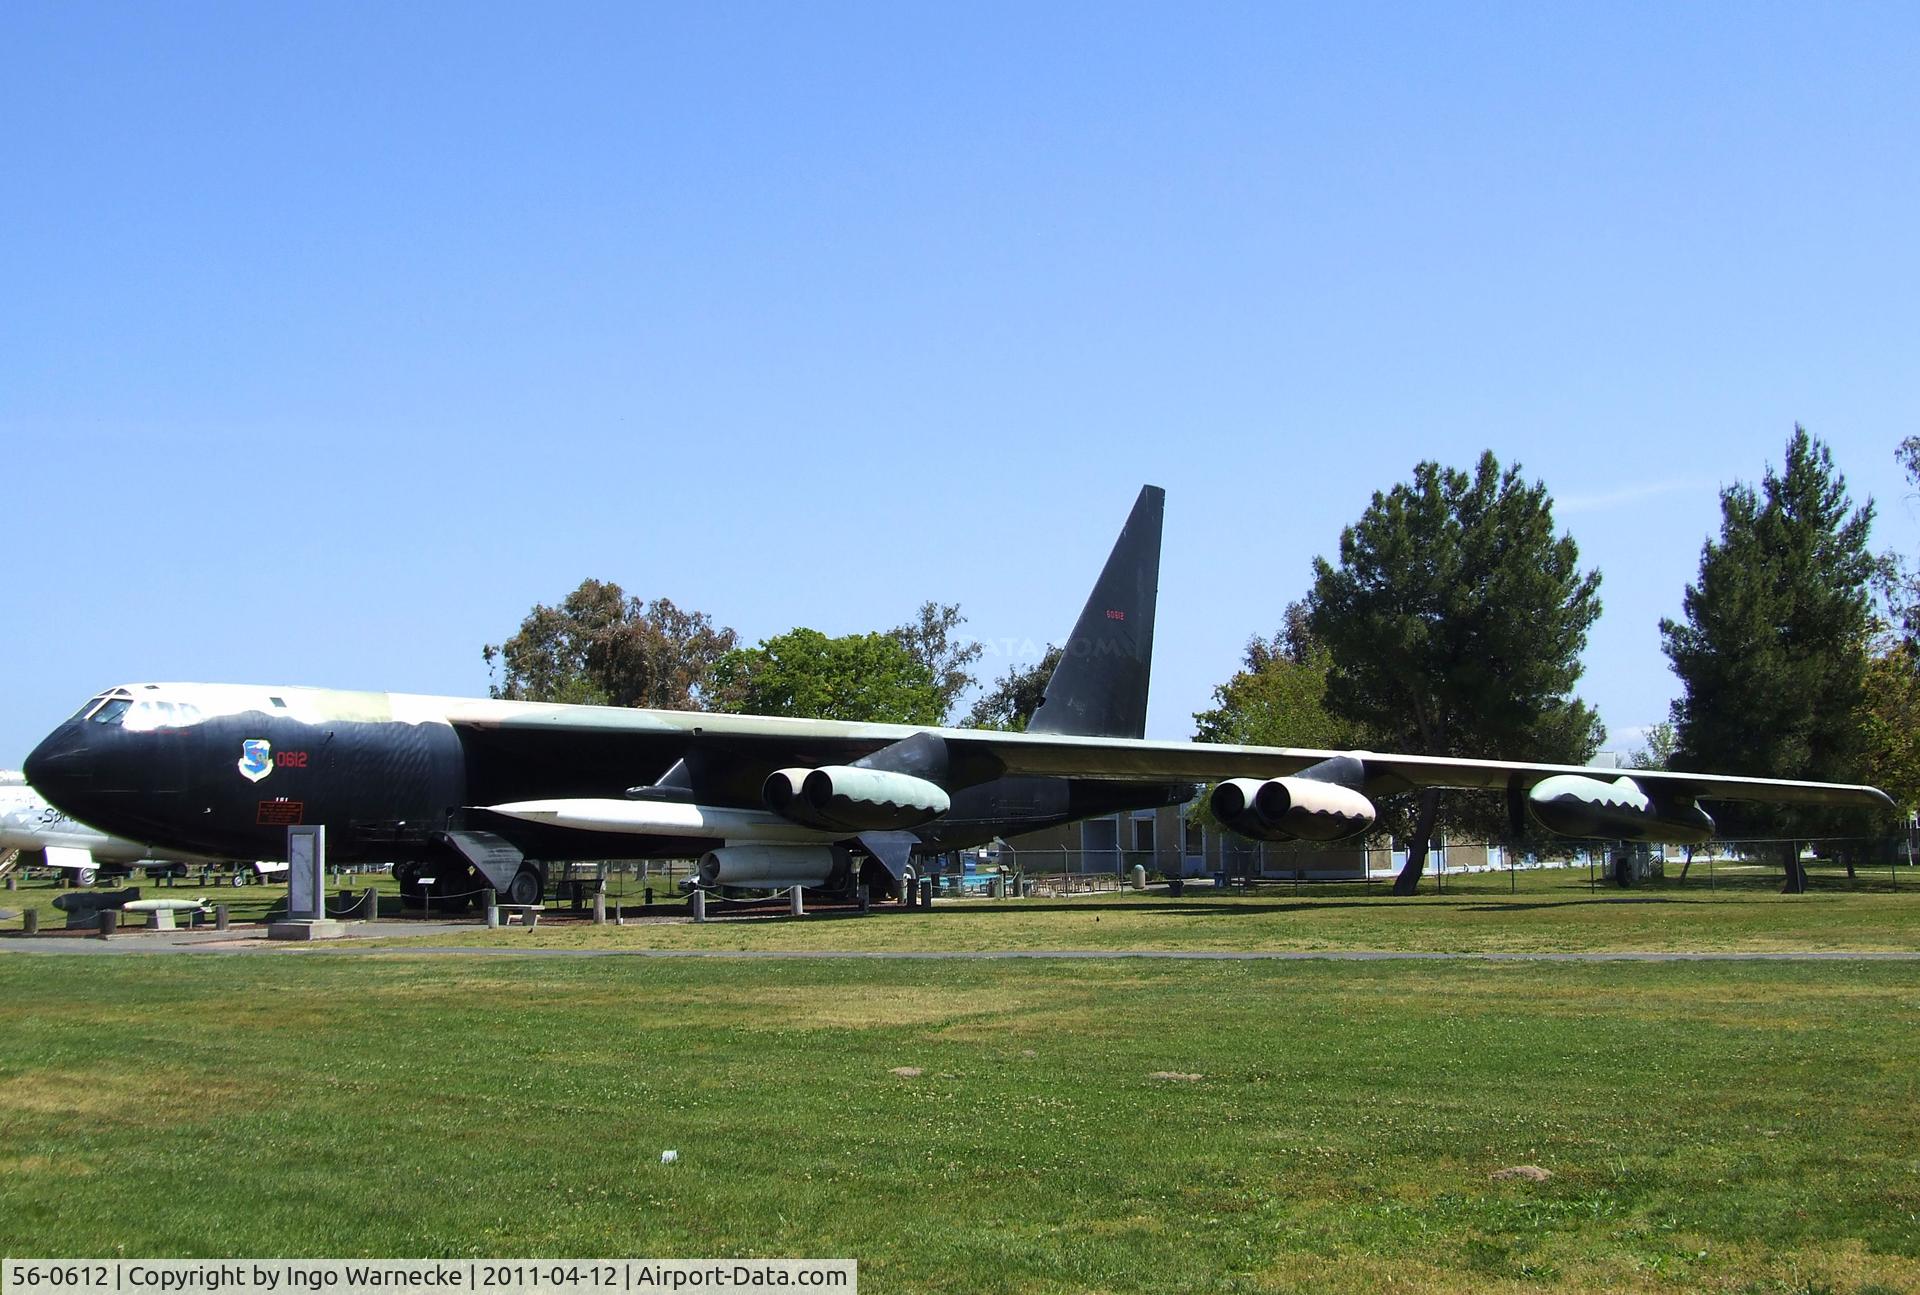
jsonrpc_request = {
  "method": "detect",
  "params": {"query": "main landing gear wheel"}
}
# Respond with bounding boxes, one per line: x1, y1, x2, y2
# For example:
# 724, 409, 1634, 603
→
506, 866, 542, 907
395, 861, 427, 909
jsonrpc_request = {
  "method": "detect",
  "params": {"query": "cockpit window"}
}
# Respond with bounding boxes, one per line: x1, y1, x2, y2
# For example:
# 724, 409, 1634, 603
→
69, 695, 109, 721
121, 699, 207, 732
90, 698, 133, 726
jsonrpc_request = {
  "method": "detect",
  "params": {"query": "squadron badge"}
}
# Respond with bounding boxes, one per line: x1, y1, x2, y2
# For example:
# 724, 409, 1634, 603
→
238, 739, 273, 783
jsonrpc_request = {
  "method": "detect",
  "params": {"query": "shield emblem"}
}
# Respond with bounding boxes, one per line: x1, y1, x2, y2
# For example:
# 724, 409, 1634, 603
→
238, 739, 273, 782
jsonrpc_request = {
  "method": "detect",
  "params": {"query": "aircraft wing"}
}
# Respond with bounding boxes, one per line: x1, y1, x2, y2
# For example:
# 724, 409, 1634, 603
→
947, 730, 1895, 810
448, 704, 1894, 811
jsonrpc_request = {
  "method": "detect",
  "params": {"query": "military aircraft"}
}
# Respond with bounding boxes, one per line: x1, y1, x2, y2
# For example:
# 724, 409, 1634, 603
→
23, 486, 1893, 910
0, 771, 234, 885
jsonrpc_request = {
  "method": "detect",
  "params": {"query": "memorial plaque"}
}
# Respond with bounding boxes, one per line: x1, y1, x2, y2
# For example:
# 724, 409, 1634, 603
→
287, 825, 326, 920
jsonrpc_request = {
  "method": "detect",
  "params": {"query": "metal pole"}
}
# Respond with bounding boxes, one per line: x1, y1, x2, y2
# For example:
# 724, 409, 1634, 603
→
364, 886, 378, 923
21, 908, 37, 935
790, 886, 804, 918
692, 889, 707, 923
593, 890, 607, 924
97, 909, 117, 939
216, 903, 230, 931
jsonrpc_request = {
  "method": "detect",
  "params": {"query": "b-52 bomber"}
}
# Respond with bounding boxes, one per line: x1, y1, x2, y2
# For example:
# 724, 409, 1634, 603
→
24, 486, 1892, 909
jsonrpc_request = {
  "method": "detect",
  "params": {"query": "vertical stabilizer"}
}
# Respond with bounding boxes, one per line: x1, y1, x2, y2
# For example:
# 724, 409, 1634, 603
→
1027, 485, 1164, 739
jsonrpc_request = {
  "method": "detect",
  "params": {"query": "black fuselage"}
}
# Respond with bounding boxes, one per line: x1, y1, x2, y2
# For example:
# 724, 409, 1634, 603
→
25, 706, 1189, 867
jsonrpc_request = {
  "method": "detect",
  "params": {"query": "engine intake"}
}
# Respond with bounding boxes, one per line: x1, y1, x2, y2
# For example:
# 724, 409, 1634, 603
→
1527, 775, 1714, 844
1211, 776, 1376, 843
764, 766, 950, 833
697, 845, 851, 890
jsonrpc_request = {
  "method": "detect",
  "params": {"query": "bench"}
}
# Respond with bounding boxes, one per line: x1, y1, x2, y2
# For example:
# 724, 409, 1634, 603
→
491, 903, 543, 928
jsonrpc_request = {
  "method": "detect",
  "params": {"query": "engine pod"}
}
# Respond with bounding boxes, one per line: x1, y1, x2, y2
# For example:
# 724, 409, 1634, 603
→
765, 766, 950, 833
1527, 775, 1714, 844
1211, 776, 1376, 843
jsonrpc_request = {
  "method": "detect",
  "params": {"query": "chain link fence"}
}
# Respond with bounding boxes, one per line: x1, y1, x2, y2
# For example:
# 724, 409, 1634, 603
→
954, 836, 1917, 898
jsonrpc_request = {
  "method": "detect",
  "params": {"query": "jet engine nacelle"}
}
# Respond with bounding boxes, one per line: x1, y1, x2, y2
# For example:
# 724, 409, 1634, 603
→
1210, 777, 1376, 843
697, 845, 851, 890
764, 766, 950, 833
1526, 775, 1715, 845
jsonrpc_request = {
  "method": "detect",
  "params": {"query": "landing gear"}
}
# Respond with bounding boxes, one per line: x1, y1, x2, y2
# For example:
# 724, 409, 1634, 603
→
859, 858, 901, 902
394, 861, 427, 908
506, 865, 543, 907
400, 845, 487, 912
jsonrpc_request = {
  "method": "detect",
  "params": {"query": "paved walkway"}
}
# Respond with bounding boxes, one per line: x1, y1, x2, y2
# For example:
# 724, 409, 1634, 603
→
0, 934, 1914, 961
0, 922, 474, 954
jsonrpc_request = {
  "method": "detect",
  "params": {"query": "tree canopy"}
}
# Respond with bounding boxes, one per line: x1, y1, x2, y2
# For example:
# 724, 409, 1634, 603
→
1308, 451, 1604, 893
709, 628, 944, 724
1193, 603, 1357, 752
1660, 429, 1877, 876
1628, 721, 1678, 772
1857, 641, 1920, 817
1858, 437, 1920, 816
482, 580, 738, 709
963, 646, 1063, 731
890, 601, 984, 722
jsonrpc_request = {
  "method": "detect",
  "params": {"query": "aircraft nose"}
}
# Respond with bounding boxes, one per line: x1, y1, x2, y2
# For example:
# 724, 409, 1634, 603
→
23, 722, 90, 807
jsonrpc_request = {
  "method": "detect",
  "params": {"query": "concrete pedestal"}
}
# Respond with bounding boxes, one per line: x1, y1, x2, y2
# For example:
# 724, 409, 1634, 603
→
268, 919, 350, 941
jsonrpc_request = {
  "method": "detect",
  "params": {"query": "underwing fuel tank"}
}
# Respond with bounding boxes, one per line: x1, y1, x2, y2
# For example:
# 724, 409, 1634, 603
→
764, 766, 950, 833
1526, 774, 1715, 844
1210, 776, 1376, 843
697, 845, 851, 890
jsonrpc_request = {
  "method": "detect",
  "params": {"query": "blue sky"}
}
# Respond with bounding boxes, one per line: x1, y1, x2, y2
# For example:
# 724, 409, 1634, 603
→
3, 2, 1917, 764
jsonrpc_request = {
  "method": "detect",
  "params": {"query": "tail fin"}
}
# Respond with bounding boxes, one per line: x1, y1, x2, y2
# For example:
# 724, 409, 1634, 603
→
1027, 484, 1163, 739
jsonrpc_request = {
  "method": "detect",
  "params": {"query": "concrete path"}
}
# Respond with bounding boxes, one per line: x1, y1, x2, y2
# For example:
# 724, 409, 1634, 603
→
0, 936, 1914, 961
0, 922, 473, 953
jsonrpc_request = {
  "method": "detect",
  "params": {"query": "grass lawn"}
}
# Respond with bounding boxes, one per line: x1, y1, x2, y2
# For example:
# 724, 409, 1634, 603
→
0, 954, 1915, 1293
0, 870, 399, 930
342, 865, 1920, 955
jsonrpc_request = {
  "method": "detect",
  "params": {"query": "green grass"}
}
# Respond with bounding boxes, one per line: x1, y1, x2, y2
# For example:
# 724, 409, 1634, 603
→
0, 870, 399, 930
348, 865, 1920, 955
0, 955, 1915, 1293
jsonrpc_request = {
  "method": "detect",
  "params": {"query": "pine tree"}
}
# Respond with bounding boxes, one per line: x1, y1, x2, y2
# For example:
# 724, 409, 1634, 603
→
1309, 452, 1604, 894
1660, 427, 1876, 890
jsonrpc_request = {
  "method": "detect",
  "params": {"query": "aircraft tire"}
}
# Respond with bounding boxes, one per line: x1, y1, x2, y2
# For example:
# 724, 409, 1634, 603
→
394, 861, 427, 909
422, 848, 478, 913
506, 866, 542, 907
